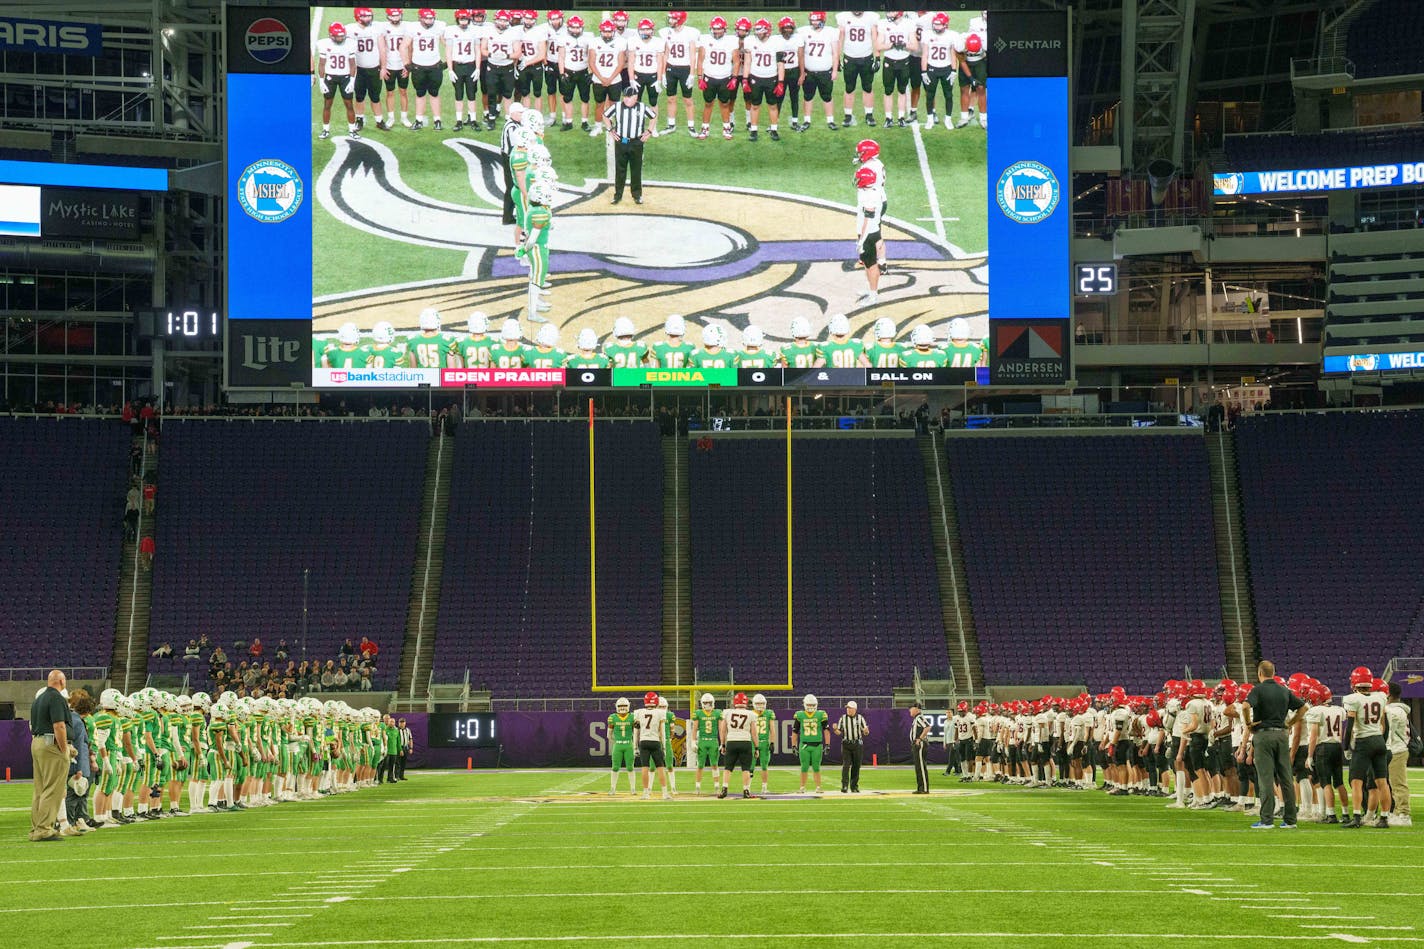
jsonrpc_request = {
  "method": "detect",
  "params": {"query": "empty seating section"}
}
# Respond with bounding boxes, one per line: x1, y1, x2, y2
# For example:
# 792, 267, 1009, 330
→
1325, 228, 1424, 346
1235, 412, 1424, 678
1347, 0, 1424, 79
0, 419, 128, 669
433, 421, 662, 696
1223, 125, 1424, 173
949, 436, 1225, 693
689, 437, 946, 696
148, 421, 427, 689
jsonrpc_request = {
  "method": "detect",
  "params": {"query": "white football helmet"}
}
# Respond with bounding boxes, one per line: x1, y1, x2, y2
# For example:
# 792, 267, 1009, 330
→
577, 328, 598, 351
803, 693, 818, 710
874, 317, 896, 340
911, 325, 934, 347
702, 324, 724, 348
658, 696, 669, 709
191, 692, 211, 711
419, 307, 442, 331
100, 688, 122, 710
752, 693, 767, 710
337, 322, 361, 345
947, 317, 971, 342
176, 694, 194, 711
527, 176, 555, 207
613, 316, 635, 339
700, 693, 715, 707
525, 110, 545, 136
790, 316, 811, 340
536, 324, 559, 347
373, 321, 396, 344
615, 697, 630, 712
468, 312, 489, 335
501, 318, 522, 341
665, 314, 686, 337
743, 325, 764, 347
827, 313, 850, 337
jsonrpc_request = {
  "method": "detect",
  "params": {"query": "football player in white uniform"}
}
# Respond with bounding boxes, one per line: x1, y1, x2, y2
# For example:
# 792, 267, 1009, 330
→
799, 11, 840, 130
379, 7, 414, 127
482, 10, 520, 128
695, 16, 739, 140
515, 8, 550, 111
348, 7, 388, 130
558, 16, 595, 131
539, 10, 566, 124
854, 165, 883, 307
877, 11, 918, 127
445, 9, 482, 131
627, 19, 666, 106
314, 23, 359, 140
740, 19, 785, 141
776, 18, 806, 132
837, 10, 880, 127
920, 13, 957, 129
955, 13, 987, 128
408, 7, 446, 130
634, 691, 672, 800
660, 10, 700, 133
589, 19, 626, 134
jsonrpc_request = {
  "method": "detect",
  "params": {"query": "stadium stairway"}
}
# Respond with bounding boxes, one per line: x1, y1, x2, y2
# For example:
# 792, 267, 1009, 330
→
111, 434, 155, 693
661, 437, 692, 686
397, 427, 450, 709
918, 434, 985, 699
1206, 429, 1259, 682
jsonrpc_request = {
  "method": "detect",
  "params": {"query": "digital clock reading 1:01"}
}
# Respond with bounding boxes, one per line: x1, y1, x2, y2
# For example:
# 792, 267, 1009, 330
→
427, 712, 499, 748
165, 310, 221, 339
1074, 263, 1118, 296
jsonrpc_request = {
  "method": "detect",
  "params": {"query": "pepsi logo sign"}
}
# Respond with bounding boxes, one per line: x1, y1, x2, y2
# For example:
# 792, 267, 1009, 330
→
244, 17, 292, 65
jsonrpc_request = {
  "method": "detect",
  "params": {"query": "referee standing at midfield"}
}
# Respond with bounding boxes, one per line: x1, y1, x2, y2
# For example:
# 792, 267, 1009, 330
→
834, 701, 869, 793
500, 102, 526, 232
909, 703, 931, 794
604, 83, 655, 204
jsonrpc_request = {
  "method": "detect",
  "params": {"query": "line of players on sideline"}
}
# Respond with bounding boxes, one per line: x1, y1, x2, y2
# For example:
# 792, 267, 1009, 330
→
315, 311, 991, 371
60, 687, 397, 833
313, 8, 989, 141
608, 691, 836, 799
942, 667, 1412, 828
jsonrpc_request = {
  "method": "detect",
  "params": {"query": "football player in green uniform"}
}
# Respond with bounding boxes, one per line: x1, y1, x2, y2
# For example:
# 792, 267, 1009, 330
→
454, 312, 494, 368
137, 689, 166, 819
792, 693, 830, 793
778, 316, 820, 369
92, 689, 128, 824
205, 702, 232, 810
322, 323, 369, 369
604, 317, 644, 368
865, 316, 904, 367
162, 693, 190, 816
186, 692, 210, 815
405, 308, 458, 369
520, 164, 556, 320
819, 313, 868, 368
753, 693, 776, 794
691, 693, 722, 794
944, 317, 987, 368
689, 324, 733, 368
651, 315, 697, 367
490, 319, 527, 368
735, 325, 777, 369
564, 328, 613, 368
902, 325, 949, 368
607, 697, 638, 794
526, 324, 566, 368
366, 321, 406, 368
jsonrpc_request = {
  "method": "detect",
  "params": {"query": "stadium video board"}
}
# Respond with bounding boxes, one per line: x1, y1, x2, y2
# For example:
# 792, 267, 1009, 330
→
224, 6, 1069, 390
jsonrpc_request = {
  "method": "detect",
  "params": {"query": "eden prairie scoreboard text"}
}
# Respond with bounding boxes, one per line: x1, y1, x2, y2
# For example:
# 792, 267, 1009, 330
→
311, 366, 991, 389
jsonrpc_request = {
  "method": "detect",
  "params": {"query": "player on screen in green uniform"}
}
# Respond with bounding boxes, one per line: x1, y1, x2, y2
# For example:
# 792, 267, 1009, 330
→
322, 323, 370, 369
792, 693, 830, 793
735, 325, 777, 369
689, 324, 733, 368
488, 319, 527, 368
604, 317, 644, 368
944, 317, 987, 368
564, 329, 613, 369
753, 693, 776, 794
405, 308, 458, 369
607, 697, 638, 794
650, 315, 697, 367
367, 321, 406, 368
691, 693, 722, 794
311, 335, 329, 370
778, 317, 820, 369
520, 167, 556, 319
526, 324, 566, 368
818, 313, 869, 368
454, 313, 495, 368
865, 317, 904, 368
901, 325, 949, 368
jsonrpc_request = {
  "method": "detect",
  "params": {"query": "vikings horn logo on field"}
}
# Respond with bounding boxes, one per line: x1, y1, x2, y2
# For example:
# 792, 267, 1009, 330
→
314, 139, 987, 346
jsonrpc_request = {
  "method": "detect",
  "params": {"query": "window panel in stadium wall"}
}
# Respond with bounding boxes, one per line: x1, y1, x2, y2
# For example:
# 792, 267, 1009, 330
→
223, 6, 1069, 389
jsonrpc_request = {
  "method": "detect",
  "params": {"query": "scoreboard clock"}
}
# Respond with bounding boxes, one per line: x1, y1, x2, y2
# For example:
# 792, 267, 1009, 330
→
1074, 263, 1118, 296
427, 712, 499, 748
163, 309, 221, 339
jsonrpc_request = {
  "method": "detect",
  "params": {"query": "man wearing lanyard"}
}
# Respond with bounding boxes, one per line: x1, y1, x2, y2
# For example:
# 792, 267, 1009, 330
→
834, 701, 869, 793
909, 703, 931, 794
1245, 660, 1303, 829
603, 83, 656, 205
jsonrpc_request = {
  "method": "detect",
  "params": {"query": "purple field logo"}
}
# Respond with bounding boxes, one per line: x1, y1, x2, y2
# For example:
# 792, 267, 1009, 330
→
244, 17, 292, 65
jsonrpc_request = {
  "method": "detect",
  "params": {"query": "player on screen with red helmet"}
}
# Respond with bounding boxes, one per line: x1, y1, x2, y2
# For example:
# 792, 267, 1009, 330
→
739, 18, 785, 141
634, 692, 671, 800
694, 17, 739, 140
315, 21, 360, 140
626, 19, 666, 107
954, 13, 987, 128
1341, 666, 1391, 827
659, 10, 699, 133
718, 692, 758, 798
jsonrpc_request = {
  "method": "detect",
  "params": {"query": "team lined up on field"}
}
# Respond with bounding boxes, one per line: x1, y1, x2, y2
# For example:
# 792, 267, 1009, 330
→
77, 688, 398, 828
943, 668, 1411, 827
313, 8, 989, 140
316, 312, 990, 370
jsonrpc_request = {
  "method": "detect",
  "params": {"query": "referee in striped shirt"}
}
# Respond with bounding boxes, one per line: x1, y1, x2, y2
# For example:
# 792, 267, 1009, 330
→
500, 102, 526, 229
910, 703, 932, 793
834, 701, 869, 793
603, 83, 656, 204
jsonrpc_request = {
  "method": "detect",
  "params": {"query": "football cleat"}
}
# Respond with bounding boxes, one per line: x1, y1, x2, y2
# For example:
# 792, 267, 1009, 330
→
769, 129, 780, 141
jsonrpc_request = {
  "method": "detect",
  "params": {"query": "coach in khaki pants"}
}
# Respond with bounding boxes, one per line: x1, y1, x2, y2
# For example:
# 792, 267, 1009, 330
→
29, 670, 71, 842
1385, 681, 1412, 826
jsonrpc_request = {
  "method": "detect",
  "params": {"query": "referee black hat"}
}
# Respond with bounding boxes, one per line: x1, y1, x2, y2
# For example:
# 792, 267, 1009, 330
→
622, 83, 640, 97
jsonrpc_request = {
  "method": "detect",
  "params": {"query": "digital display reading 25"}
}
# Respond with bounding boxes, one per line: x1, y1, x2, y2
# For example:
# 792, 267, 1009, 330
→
428, 712, 499, 748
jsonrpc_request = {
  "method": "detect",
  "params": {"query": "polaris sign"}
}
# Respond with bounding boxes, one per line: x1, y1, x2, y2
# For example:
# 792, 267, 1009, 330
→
0, 17, 102, 56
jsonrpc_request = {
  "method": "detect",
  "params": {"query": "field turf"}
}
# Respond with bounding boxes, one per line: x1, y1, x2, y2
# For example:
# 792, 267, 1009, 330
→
4, 768, 1421, 948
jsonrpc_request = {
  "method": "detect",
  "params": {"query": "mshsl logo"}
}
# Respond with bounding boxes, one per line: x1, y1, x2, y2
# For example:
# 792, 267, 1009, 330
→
244, 17, 292, 65
237, 159, 304, 223
996, 160, 1059, 224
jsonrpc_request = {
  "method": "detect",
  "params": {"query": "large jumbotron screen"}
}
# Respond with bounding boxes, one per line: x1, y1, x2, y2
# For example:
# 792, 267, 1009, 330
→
225, 6, 1069, 389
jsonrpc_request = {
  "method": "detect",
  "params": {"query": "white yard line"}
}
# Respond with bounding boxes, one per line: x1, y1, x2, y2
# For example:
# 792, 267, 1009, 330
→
909, 120, 947, 244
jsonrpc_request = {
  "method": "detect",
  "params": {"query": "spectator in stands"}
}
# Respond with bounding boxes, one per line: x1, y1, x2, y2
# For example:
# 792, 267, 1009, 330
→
333, 666, 349, 689
184, 640, 200, 661
359, 668, 373, 691
249, 638, 264, 659
209, 645, 227, 670
142, 479, 156, 515
151, 642, 173, 659
321, 661, 336, 691
276, 640, 290, 661
124, 484, 140, 540
198, 633, 210, 651
139, 534, 155, 570
359, 637, 379, 660
340, 639, 356, 660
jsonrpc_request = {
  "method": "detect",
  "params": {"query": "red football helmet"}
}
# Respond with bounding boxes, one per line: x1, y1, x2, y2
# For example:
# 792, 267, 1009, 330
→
494, 9, 509, 22
644, 691, 658, 707
567, 15, 583, 29
709, 16, 727, 32
638, 18, 654, 34
854, 167, 877, 189
455, 9, 472, 23
809, 11, 826, 26
735, 17, 752, 35
779, 16, 796, 32
419, 8, 436, 23
523, 9, 536, 21
667, 11, 687, 28
599, 19, 613, 33
754, 18, 771, 35
932, 13, 949, 29
354, 7, 374, 24
965, 32, 983, 54
547, 9, 563, 22
612, 9, 629, 25
1372, 677, 1387, 692
386, 8, 403, 20
854, 138, 880, 163
733, 692, 748, 707
471, 7, 487, 16
329, 22, 348, 39
1350, 666, 1373, 689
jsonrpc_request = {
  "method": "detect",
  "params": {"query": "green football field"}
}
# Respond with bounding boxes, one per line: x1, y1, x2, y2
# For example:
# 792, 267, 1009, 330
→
309, 9, 989, 345
4, 769, 1421, 948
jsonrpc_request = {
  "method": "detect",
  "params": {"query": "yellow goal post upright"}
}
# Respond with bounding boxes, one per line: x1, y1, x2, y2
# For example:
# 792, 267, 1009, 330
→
588, 397, 795, 731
